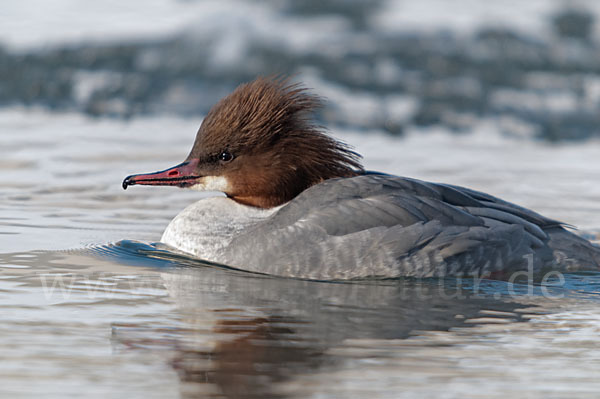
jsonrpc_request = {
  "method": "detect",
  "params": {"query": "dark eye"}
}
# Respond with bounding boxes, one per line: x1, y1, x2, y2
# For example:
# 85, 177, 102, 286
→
219, 150, 234, 163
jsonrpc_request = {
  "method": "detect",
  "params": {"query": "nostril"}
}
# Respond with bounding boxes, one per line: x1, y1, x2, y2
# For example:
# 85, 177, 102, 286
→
168, 170, 179, 177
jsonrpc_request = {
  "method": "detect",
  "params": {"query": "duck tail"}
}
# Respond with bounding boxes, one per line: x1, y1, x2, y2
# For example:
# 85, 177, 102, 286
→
547, 227, 600, 271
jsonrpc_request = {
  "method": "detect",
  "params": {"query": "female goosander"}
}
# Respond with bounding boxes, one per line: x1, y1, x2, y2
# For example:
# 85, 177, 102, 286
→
123, 77, 600, 280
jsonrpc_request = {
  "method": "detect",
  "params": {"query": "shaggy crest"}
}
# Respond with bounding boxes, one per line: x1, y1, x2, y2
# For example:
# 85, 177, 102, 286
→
187, 77, 364, 207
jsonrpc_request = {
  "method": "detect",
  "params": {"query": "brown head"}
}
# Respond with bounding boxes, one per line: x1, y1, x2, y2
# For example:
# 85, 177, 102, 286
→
122, 77, 363, 208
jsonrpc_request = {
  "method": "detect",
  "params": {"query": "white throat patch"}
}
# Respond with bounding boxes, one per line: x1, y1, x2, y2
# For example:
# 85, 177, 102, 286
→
190, 176, 231, 192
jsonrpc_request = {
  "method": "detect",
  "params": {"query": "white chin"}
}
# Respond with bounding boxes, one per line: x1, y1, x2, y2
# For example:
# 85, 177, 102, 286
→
189, 175, 231, 192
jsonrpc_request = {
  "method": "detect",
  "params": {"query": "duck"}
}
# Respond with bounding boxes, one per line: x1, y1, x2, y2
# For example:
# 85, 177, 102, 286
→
122, 77, 600, 280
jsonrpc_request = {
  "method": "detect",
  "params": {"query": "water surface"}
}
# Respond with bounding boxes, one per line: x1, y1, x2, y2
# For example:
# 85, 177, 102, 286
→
3, 240, 600, 398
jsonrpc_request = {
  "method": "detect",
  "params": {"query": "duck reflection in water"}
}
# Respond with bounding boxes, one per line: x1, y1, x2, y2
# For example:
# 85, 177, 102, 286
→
110, 249, 534, 399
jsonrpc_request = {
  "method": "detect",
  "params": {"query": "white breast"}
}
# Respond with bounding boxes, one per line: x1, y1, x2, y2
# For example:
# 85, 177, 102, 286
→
160, 196, 281, 263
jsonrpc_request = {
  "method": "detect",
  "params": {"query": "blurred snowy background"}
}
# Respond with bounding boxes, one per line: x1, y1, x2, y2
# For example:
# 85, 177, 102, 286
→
2, 0, 600, 141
